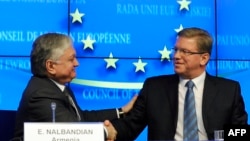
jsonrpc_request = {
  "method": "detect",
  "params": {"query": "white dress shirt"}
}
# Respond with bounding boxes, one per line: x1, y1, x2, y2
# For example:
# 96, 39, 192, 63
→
174, 71, 208, 141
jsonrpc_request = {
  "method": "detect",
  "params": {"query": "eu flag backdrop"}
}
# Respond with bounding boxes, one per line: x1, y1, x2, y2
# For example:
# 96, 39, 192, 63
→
0, 0, 249, 140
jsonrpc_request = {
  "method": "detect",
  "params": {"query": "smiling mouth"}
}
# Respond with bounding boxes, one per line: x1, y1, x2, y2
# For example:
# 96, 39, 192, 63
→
174, 63, 184, 68
174, 62, 182, 65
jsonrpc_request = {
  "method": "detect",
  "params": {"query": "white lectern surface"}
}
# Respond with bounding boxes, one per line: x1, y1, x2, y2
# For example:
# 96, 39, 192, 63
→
24, 122, 104, 141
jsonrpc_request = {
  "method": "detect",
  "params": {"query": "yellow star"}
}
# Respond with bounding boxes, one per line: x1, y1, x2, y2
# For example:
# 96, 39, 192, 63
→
81, 35, 96, 50
104, 52, 119, 69
174, 24, 184, 33
158, 46, 171, 61
133, 57, 147, 72
70, 8, 85, 23
177, 0, 191, 11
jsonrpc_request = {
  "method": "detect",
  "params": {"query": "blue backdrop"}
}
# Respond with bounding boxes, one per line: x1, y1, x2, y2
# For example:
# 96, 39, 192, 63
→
0, 0, 249, 140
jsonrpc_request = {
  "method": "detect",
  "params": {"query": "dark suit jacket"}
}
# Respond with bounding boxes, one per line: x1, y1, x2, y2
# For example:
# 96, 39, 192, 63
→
13, 76, 118, 140
112, 73, 248, 140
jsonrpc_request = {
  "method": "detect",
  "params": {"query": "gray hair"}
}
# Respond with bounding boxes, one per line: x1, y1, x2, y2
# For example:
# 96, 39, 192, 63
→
30, 33, 72, 77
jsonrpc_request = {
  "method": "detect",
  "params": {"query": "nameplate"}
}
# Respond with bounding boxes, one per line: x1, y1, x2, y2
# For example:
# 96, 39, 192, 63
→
24, 122, 104, 141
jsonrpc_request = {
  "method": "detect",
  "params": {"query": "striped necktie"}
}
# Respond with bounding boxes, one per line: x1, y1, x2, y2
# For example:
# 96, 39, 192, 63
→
184, 80, 199, 141
64, 87, 81, 121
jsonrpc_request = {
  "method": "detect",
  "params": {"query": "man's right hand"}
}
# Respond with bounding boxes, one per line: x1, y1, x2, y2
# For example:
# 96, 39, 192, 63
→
104, 120, 117, 141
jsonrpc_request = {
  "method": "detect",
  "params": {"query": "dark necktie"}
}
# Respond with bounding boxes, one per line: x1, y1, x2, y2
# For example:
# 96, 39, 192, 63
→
64, 87, 81, 121
184, 80, 199, 141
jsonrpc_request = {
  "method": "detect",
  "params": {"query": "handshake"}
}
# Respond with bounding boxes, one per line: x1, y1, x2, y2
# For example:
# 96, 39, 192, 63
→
104, 120, 117, 141
103, 94, 138, 140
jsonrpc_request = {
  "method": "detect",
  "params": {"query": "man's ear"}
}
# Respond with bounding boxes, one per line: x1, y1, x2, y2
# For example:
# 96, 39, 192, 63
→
46, 60, 56, 75
200, 53, 210, 65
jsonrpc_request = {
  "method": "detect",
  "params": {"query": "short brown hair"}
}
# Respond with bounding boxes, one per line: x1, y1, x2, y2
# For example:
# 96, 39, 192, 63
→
178, 27, 213, 55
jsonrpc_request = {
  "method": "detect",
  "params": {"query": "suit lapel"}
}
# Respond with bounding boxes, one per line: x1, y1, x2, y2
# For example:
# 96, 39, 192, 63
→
202, 74, 218, 130
166, 74, 179, 127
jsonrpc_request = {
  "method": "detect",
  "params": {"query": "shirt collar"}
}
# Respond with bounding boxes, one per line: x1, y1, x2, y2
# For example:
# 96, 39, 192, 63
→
179, 71, 206, 88
49, 79, 65, 92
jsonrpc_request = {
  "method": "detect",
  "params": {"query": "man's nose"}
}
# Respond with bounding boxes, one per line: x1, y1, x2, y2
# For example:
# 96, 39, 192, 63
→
74, 59, 79, 66
173, 51, 181, 58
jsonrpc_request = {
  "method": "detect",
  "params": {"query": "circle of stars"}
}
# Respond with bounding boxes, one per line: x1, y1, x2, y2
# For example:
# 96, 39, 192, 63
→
70, 1, 192, 73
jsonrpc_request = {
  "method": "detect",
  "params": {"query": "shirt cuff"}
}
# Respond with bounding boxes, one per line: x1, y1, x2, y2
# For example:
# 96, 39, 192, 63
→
117, 108, 125, 118
104, 126, 108, 138
116, 108, 120, 118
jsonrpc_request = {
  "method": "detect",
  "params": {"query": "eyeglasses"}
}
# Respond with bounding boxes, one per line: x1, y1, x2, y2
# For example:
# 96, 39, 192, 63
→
172, 48, 206, 56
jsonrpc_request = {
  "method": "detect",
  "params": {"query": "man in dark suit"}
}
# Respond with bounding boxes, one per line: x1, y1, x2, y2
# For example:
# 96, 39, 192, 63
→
106, 27, 248, 140
12, 33, 137, 141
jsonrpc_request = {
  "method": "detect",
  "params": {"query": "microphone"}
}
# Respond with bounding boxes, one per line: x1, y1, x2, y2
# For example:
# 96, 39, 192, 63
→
51, 102, 56, 123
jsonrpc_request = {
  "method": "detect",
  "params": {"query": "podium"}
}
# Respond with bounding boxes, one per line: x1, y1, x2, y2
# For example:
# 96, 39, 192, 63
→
24, 122, 104, 141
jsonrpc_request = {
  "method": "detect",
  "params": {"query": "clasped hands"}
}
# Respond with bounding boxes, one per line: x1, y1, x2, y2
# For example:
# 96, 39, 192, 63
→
104, 94, 138, 140
104, 120, 117, 141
